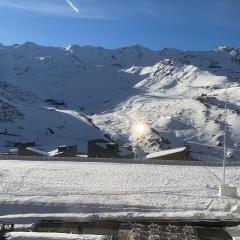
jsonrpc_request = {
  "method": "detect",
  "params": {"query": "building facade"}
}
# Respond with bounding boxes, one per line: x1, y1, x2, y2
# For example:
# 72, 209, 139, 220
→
88, 139, 134, 159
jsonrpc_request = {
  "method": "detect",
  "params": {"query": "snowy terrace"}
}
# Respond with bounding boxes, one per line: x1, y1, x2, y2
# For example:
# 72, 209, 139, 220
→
0, 160, 239, 224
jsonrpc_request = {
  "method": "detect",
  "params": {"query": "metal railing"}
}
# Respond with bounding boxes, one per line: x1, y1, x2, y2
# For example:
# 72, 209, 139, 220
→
0, 154, 240, 166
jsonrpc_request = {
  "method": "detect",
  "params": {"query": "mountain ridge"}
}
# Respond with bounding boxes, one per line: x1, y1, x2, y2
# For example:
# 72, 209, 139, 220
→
0, 42, 240, 159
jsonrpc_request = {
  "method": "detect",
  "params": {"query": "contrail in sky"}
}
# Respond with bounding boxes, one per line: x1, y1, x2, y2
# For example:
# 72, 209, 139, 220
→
66, 0, 79, 13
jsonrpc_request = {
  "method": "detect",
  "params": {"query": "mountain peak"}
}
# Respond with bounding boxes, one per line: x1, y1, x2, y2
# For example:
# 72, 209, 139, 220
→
215, 45, 227, 51
123, 44, 152, 52
65, 44, 80, 51
214, 45, 236, 53
15, 42, 40, 49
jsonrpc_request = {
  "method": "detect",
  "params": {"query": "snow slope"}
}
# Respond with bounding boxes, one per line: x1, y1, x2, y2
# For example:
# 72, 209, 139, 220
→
0, 160, 239, 223
0, 43, 240, 158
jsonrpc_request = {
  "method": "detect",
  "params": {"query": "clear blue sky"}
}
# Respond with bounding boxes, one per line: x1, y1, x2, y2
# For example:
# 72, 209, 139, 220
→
0, 0, 239, 50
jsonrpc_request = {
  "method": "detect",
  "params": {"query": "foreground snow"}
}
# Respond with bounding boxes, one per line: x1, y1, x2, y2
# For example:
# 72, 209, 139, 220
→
7, 232, 107, 240
0, 160, 239, 224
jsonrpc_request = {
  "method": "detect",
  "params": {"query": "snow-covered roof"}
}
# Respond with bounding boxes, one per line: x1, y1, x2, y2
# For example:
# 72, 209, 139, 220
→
8, 232, 107, 240
146, 147, 186, 159
9, 148, 18, 154
26, 147, 49, 156
48, 149, 59, 157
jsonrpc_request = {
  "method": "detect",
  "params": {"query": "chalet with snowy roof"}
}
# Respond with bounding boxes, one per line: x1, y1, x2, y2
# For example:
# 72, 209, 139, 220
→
18, 147, 48, 157
146, 147, 190, 160
88, 139, 134, 159
18, 145, 77, 157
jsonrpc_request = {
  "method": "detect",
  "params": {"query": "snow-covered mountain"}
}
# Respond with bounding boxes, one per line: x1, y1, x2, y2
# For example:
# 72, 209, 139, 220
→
0, 42, 240, 159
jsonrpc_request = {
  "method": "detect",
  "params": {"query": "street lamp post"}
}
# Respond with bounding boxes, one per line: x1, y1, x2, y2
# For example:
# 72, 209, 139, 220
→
219, 87, 237, 197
